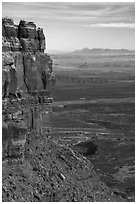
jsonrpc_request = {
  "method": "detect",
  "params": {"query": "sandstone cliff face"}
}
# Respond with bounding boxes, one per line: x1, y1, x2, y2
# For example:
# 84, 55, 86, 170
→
2, 17, 55, 163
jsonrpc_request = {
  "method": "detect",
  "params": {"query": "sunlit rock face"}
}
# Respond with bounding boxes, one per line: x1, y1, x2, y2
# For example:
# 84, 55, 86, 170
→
2, 17, 55, 164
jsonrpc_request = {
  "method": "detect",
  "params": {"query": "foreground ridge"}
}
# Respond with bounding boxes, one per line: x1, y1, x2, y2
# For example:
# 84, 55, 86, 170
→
2, 132, 124, 201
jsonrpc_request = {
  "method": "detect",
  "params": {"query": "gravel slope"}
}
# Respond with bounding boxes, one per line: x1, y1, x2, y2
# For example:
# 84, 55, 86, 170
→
2, 132, 125, 202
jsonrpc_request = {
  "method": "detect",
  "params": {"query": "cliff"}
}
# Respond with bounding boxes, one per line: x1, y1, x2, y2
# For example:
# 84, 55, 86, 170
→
2, 17, 55, 163
2, 18, 124, 202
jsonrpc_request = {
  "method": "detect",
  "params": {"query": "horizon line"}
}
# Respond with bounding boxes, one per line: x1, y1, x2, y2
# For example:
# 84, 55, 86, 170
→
46, 47, 135, 53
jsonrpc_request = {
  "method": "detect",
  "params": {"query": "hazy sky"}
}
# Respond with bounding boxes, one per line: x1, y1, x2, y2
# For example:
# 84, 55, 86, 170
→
2, 2, 135, 51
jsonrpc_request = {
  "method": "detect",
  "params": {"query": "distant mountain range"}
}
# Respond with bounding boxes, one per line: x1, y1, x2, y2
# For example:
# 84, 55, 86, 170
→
71, 48, 135, 55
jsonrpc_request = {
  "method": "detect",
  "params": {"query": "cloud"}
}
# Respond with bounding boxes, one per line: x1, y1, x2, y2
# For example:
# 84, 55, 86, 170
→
2, 2, 135, 25
83, 23, 135, 29
2, 2, 135, 51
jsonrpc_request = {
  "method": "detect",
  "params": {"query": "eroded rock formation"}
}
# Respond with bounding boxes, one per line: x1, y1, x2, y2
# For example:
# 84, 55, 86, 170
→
2, 17, 55, 163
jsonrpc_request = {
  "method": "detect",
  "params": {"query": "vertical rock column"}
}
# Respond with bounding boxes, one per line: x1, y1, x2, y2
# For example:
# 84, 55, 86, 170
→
2, 99, 27, 164
2, 48, 27, 164
2, 18, 55, 164
37, 91, 53, 133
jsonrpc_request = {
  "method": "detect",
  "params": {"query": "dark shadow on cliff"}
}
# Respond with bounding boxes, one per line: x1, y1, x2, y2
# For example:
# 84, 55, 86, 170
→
72, 141, 98, 156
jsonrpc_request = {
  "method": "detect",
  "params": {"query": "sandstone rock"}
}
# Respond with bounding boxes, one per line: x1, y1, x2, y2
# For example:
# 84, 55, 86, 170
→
47, 71, 56, 93
2, 18, 54, 165
23, 54, 38, 93
2, 65, 10, 98
35, 53, 53, 91
2, 17, 14, 25
37, 28, 46, 51
4, 25, 17, 38
14, 25, 18, 36
2, 37, 21, 52
2, 37, 11, 52
2, 52, 14, 66
9, 65, 18, 96
2, 18, 46, 52
36, 53, 52, 72
37, 28, 45, 40
13, 52, 28, 95
9, 37, 21, 51
6, 121, 27, 162
18, 20, 37, 39
19, 38, 39, 52
39, 40, 45, 52
2, 19, 20, 51
2, 25, 6, 37
2, 121, 9, 159
2, 18, 17, 38
2, 52, 16, 97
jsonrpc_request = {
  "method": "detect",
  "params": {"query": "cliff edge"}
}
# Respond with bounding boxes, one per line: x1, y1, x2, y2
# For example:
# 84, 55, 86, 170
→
2, 17, 55, 163
2, 18, 124, 202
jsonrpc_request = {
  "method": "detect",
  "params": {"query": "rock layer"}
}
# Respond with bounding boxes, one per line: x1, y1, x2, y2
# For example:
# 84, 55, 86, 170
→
2, 17, 55, 163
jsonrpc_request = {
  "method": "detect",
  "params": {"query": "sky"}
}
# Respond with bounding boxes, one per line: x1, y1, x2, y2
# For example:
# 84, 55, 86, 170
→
2, 2, 135, 51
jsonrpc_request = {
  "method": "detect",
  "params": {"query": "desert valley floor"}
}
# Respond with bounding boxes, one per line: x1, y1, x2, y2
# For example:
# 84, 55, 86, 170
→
51, 53, 135, 201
